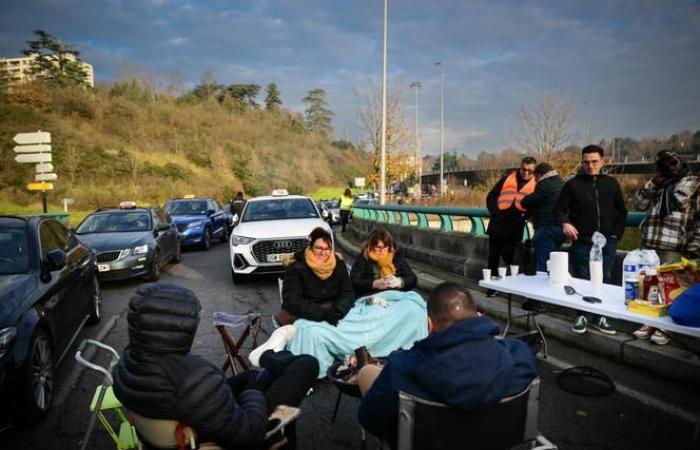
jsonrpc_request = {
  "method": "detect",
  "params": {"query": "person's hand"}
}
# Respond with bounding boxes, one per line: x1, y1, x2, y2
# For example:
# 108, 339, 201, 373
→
372, 278, 389, 290
651, 174, 666, 187
244, 368, 271, 392
385, 275, 403, 289
562, 222, 579, 241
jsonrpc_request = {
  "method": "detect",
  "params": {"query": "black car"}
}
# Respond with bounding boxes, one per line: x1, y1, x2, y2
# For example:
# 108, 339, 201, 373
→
74, 205, 180, 282
0, 215, 101, 422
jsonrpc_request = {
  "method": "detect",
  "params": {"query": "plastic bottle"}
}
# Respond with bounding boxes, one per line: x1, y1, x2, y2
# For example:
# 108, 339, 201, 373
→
622, 250, 640, 305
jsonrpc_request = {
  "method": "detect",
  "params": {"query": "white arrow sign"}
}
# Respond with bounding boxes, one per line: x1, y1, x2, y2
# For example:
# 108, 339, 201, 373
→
36, 173, 58, 181
36, 163, 54, 173
14, 144, 52, 153
13, 131, 51, 145
15, 153, 52, 163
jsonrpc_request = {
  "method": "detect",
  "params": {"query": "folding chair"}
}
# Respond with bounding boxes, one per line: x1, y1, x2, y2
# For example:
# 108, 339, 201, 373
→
213, 312, 261, 376
396, 378, 556, 450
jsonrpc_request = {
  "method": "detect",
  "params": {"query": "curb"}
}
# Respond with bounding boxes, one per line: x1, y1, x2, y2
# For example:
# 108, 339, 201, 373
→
335, 231, 700, 385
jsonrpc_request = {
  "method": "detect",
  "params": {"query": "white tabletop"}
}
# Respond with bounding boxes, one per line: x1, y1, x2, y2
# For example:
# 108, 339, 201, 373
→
478, 272, 700, 338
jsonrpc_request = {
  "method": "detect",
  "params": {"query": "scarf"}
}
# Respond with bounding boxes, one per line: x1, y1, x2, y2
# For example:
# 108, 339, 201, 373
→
367, 249, 396, 278
304, 248, 337, 280
659, 164, 690, 218
537, 170, 559, 182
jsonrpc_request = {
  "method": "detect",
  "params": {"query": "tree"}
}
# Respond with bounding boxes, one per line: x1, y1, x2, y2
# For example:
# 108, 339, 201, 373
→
303, 88, 334, 137
265, 83, 282, 110
23, 30, 89, 86
190, 69, 223, 102
513, 92, 576, 161
220, 84, 260, 110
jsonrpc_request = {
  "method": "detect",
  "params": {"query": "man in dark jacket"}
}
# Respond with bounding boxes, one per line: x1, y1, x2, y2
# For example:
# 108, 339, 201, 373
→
230, 191, 247, 217
521, 162, 566, 272
485, 156, 537, 295
357, 282, 538, 446
556, 145, 627, 335
112, 282, 318, 450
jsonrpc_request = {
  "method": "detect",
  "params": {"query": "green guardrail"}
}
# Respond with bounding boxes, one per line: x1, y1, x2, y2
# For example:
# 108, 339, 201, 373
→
351, 204, 645, 241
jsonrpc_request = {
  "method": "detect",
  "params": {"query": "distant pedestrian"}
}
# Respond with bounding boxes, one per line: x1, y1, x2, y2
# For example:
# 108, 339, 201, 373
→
521, 162, 566, 272
556, 145, 627, 335
485, 156, 537, 296
632, 150, 700, 345
230, 191, 247, 218
340, 188, 354, 232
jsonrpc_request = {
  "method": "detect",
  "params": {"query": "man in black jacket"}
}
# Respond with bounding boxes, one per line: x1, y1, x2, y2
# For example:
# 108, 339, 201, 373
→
112, 282, 318, 450
556, 145, 627, 335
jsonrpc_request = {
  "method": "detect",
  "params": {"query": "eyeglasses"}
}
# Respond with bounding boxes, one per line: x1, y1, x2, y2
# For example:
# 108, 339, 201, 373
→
582, 160, 602, 165
519, 168, 534, 174
373, 244, 390, 252
312, 246, 332, 254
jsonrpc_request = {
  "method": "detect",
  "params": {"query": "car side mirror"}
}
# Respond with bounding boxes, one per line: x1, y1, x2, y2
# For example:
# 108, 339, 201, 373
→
207, 209, 216, 216
157, 223, 171, 232
46, 249, 68, 271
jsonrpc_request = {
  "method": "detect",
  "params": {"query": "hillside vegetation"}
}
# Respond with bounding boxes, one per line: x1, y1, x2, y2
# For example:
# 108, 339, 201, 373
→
0, 82, 370, 209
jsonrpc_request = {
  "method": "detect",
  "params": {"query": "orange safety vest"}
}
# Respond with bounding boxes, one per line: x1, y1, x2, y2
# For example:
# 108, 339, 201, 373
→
497, 172, 535, 212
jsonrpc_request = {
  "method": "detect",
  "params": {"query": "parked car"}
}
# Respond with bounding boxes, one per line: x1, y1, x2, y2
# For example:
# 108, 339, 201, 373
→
164, 197, 229, 250
74, 203, 180, 281
230, 190, 332, 283
320, 199, 341, 225
0, 215, 101, 422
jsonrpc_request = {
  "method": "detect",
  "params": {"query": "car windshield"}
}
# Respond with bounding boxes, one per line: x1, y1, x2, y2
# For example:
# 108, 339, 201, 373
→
0, 227, 30, 274
242, 198, 319, 222
165, 200, 208, 216
76, 212, 151, 233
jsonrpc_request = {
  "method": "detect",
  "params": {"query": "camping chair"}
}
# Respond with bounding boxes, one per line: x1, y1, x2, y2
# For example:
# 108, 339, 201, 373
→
213, 312, 261, 376
395, 378, 556, 450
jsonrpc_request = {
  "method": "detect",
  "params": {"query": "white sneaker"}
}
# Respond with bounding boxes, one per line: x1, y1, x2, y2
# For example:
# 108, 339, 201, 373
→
633, 325, 654, 340
650, 330, 671, 346
248, 325, 296, 367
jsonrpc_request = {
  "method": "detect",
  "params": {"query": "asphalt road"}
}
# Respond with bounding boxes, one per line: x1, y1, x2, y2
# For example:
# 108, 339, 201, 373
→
2, 241, 699, 449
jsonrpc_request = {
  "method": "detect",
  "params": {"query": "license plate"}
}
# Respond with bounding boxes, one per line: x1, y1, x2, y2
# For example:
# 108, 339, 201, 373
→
267, 253, 291, 263
98, 264, 111, 272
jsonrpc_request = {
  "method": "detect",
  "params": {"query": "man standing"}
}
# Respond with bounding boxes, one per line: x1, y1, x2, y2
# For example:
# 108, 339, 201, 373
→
485, 156, 537, 296
521, 162, 566, 272
632, 150, 700, 345
556, 145, 627, 335
230, 191, 247, 218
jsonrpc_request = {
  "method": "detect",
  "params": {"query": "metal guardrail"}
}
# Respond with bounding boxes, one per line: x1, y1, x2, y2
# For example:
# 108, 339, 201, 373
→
352, 204, 645, 240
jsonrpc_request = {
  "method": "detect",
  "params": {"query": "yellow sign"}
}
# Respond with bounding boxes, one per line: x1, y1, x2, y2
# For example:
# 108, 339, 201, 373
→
27, 182, 54, 191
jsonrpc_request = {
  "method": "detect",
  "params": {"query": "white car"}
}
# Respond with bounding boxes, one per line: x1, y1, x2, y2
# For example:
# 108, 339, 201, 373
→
229, 191, 332, 283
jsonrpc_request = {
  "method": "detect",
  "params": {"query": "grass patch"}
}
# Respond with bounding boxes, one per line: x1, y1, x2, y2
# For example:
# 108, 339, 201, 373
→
0, 201, 90, 227
307, 186, 347, 200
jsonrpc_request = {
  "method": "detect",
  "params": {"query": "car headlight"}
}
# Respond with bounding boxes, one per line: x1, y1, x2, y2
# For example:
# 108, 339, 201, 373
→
0, 327, 17, 358
187, 220, 204, 229
232, 235, 254, 246
133, 244, 149, 255
118, 248, 132, 259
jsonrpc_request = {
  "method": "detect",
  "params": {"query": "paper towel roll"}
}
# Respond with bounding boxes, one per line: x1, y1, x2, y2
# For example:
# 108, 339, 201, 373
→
549, 251, 569, 286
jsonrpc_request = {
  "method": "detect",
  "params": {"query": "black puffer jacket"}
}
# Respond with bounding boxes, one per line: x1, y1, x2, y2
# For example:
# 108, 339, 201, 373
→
350, 247, 418, 297
112, 282, 268, 450
282, 251, 355, 323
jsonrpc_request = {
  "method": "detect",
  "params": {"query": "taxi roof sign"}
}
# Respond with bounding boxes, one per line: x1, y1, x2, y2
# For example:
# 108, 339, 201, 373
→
119, 201, 137, 209
271, 189, 289, 196
183, 194, 195, 199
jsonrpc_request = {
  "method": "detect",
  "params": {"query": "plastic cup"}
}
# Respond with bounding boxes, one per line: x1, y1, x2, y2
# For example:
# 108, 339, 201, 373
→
510, 265, 520, 276
482, 269, 492, 281
498, 267, 507, 278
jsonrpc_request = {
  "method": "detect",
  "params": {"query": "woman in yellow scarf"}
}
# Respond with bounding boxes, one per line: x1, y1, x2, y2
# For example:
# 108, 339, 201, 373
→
350, 228, 417, 296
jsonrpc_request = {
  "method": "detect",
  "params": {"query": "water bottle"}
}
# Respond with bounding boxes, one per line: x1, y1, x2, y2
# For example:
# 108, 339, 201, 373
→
622, 250, 640, 305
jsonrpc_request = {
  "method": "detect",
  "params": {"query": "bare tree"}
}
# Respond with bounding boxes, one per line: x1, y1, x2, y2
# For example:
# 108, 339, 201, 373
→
513, 92, 576, 161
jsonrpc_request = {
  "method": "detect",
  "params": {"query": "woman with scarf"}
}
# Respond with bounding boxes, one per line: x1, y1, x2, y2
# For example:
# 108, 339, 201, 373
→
350, 228, 418, 296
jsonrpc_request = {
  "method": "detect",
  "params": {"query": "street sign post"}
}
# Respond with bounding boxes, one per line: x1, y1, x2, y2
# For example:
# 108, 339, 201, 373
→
35, 163, 54, 173
27, 182, 54, 191
15, 153, 52, 163
35, 173, 58, 181
13, 131, 51, 145
13, 131, 54, 213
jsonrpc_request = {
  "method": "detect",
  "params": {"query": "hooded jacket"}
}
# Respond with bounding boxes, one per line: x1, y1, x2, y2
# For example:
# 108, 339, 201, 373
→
112, 282, 268, 450
358, 316, 538, 442
521, 171, 565, 228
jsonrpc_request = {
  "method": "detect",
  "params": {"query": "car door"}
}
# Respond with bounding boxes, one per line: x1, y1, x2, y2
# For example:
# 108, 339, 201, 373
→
155, 208, 176, 261
208, 200, 225, 237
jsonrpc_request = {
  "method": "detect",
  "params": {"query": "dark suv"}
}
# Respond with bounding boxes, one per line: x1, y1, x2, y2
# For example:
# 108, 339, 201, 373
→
164, 197, 229, 250
0, 215, 101, 422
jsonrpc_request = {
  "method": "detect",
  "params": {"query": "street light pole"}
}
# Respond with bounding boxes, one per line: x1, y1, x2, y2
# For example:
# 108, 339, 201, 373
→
435, 61, 445, 197
380, 0, 388, 205
410, 81, 421, 189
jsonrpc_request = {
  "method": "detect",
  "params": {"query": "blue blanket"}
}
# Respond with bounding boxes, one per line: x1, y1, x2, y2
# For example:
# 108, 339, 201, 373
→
286, 290, 428, 378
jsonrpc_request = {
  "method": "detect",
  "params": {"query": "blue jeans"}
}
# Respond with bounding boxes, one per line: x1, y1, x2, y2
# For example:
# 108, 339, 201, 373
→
570, 237, 618, 318
534, 225, 566, 272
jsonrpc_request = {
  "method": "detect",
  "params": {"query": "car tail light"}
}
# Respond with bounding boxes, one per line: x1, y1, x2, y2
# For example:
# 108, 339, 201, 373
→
0, 327, 17, 358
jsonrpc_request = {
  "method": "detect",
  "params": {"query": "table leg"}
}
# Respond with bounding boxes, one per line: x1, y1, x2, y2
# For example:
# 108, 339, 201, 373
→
533, 314, 548, 358
501, 294, 513, 338
331, 390, 343, 423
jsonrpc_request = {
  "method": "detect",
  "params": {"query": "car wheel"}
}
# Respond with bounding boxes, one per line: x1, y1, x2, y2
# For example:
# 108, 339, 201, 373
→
201, 228, 211, 251
231, 268, 246, 284
172, 242, 182, 264
87, 275, 102, 325
18, 330, 55, 422
148, 251, 161, 281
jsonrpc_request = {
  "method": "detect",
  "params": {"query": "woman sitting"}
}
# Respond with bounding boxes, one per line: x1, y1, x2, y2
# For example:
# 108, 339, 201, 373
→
350, 228, 418, 297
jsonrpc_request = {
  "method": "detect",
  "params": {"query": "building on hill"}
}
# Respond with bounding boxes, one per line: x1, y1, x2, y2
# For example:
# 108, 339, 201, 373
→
0, 53, 94, 87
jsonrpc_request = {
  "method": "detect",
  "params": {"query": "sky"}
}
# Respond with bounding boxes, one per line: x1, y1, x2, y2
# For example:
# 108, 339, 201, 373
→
1, 0, 699, 157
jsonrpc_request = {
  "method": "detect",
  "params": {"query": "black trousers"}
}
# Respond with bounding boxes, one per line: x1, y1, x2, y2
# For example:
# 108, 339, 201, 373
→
487, 236, 519, 273
340, 210, 351, 232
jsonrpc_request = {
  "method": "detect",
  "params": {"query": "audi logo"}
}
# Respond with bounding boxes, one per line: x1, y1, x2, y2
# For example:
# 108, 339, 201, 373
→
273, 240, 293, 250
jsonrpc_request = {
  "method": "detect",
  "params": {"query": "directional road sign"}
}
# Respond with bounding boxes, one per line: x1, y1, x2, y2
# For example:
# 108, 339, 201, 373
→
27, 182, 54, 191
35, 163, 54, 173
14, 131, 51, 145
15, 153, 52, 163
35, 173, 58, 181
13, 144, 51, 153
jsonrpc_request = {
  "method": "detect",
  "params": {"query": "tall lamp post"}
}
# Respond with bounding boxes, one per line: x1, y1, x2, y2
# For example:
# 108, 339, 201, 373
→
410, 81, 421, 189
379, 0, 388, 205
435, 61, 445, 197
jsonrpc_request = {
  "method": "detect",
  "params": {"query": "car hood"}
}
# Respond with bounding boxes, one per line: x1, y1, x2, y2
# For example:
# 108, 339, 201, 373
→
77, 232, 151, 252
0, 274, 38, 326
235, 218, 329, 239
171, 215, 207, 225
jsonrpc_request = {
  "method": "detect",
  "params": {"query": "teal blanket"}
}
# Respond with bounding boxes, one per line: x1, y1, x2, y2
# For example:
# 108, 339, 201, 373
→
286, 290, 428, 378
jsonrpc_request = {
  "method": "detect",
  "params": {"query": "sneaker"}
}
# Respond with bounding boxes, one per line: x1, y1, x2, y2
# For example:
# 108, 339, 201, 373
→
571, 315, 587, 334
633, 325, 654, 340
591, 316, 617, 335
486, 289, 497, 298
249, 325, 296, 367
651, 330, 671, 345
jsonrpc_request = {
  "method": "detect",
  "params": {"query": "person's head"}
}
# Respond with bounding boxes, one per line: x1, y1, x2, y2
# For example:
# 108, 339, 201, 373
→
519, 156, 537, 181
236, 191, 244, 199
427, 282, 478, 333
127, 282, 201, 356
308, 227, 333, 262
655, 150, 684, 178
365, 228, 395, 255
533, 162, 553, 181
344, 188, 352, 197
581, 145, 605, 175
